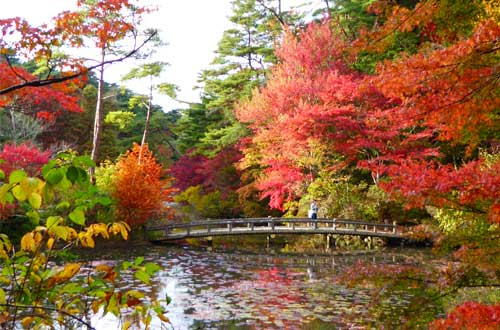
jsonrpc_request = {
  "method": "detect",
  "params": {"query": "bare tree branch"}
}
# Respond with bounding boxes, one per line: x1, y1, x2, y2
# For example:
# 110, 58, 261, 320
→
0, 30, 158, 96
256, 0, 285, 26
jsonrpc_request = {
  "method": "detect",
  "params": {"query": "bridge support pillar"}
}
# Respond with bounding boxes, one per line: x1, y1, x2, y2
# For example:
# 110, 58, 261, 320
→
365, 236, 372, 250
325, 234, 335, 251
267, 235, 272, 248
207, 236, 213, 248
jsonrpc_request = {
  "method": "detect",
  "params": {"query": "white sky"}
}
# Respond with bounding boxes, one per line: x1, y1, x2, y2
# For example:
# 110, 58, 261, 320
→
1, 1, 324, 112
0, 0, 233, 111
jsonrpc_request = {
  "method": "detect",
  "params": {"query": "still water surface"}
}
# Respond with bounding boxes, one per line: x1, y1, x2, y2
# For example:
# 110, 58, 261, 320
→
88, 245, 438, 329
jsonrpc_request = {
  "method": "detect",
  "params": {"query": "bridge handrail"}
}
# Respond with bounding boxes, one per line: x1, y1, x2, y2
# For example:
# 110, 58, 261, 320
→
145, 217, 398, 232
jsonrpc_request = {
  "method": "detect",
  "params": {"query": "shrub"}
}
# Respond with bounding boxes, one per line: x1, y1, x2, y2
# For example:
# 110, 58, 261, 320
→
0, 142, 50, 176
113, 143, 174, 227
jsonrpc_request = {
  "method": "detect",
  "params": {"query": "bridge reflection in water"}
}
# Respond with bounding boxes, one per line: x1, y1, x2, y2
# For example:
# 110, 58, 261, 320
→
146, 218, 406, 247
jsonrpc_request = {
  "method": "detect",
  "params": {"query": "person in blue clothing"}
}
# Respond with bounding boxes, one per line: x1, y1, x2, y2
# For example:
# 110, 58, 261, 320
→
309, 200, 318, 219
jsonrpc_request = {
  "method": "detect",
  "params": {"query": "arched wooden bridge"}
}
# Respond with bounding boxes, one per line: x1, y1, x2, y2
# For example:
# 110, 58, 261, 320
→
145, 218, 406, 243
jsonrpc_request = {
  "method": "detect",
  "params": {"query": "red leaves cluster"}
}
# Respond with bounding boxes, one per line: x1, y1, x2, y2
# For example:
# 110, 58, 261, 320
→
113, 143, 173, 227
169, 151, 208, 191
256, 161, 307, 210
67, 0, 151, 49
371, 18, 500, 147
170, 147, 242, 195
0, 0, 151, 98
236, 2, 500, 221
0, 62, 83, 120
377, 159, 500, 223
0, 143, 50, 176
236, 21, 388, 208
0, 143, 50, 220
429, 302, 500, 330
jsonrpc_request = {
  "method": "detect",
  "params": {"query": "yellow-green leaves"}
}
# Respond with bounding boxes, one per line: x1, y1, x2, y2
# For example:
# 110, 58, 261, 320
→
44, 168, 64, 185
108, 222, 131, 240
8, 169, 27, 184
0, 287, 6, 305
28, 192, 42, 209
20, 232, 42, 252
46, 216, 63, 229
0, 151, 168, 328
0, 184, 13, 204
2, 175, 45, 208
69, 208, 86, 226
46, 263, 81, 288
0, 234, 11, 259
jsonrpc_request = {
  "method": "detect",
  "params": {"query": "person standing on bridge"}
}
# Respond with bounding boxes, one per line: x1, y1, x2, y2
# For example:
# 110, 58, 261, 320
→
308, 200, 318, 220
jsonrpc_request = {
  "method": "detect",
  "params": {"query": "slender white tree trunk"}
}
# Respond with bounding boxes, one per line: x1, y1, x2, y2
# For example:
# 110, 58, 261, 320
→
139, 78, 153, 163
90, 49, 106, 180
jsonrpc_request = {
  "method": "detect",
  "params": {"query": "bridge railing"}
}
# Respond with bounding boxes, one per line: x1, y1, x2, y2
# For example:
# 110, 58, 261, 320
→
146, 218, 400, 237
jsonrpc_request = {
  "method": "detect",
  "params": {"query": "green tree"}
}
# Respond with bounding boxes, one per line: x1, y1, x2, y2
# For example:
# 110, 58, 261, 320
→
121, 61, 178, 161
196, 0, 304, 154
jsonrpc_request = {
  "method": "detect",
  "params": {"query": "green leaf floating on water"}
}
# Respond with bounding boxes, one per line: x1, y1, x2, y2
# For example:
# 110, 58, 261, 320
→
135, 269, 150, 284
134, 256, 145, 266
145, 262, 161, 275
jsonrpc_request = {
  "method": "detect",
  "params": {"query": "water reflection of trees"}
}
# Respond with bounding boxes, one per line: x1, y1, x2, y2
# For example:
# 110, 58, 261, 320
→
80, 246, 438, 328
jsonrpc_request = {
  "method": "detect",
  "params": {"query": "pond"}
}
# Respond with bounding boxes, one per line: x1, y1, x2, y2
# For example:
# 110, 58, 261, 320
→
87, 243, 442, 329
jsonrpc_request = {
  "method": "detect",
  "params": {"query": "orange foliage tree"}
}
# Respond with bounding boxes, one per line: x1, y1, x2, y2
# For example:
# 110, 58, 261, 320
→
113, 143, 173, 227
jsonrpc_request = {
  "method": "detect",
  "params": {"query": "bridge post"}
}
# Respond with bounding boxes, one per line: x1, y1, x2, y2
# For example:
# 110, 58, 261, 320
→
393, 221, 397, 234
267, 234, 271, 248
325, 234, 335, 250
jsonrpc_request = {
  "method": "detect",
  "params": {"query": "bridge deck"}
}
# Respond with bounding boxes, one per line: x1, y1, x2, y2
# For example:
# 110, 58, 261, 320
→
146, 218, 406, 242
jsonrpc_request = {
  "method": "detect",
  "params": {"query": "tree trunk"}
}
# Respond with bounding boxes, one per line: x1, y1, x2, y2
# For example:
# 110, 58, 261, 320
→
90, 49, 106, 181
139, 78, 153, 163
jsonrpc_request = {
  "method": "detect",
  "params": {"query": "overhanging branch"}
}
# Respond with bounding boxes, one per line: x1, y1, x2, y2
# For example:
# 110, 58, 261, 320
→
0, 30, 158, 96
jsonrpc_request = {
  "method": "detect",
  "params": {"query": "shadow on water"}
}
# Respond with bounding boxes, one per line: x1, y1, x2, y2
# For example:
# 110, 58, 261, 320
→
81, 241, 440, 329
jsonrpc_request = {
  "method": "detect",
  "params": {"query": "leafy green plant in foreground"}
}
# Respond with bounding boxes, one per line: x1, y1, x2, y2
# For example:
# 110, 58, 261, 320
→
0, 154, 169, 329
